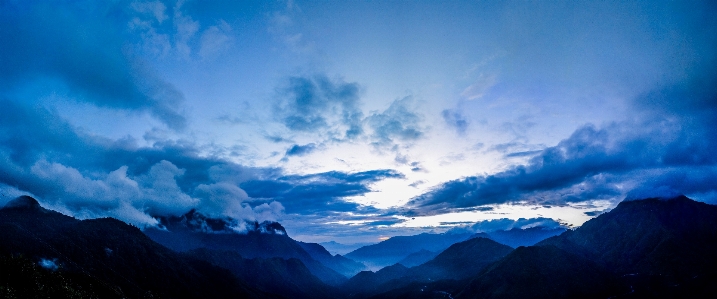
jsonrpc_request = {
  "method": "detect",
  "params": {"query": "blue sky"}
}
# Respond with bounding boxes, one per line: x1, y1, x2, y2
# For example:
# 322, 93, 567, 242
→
1, 0, 716, 243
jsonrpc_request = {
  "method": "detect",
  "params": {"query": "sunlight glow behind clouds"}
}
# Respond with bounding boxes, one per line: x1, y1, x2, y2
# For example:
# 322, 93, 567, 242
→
1, 0, 716, 241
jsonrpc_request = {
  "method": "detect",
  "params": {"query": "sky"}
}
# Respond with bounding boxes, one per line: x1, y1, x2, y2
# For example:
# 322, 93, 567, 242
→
1, 0, 716, 244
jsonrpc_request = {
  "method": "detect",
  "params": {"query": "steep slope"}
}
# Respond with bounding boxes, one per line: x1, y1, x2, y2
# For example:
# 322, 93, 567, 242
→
485, 226, 566, 248
539, 196, 717, 278
396, 249, 438, 268
535, 196, 717, 297
408, 237, 513, 281
370, 196, 717, 298
343, 263, 409, 297
358, 237, 514, 298
188, 248, 339, 299
144, 210, 347, 285
345, 232, 480, 269
457, 245, 623, 299
0, 254, 120, 298
298, 241, 367, 277
0, 196, 266, 299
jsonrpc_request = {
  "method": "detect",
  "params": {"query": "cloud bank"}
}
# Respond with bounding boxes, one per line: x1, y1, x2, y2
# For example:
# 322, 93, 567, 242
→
408, 58, 717, 215
0, 100, 401, 227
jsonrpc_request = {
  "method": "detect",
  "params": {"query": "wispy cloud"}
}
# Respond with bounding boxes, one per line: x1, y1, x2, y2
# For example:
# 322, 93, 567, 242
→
441, 109, 469, 135
367, 96, 426, 150
274, 75, 364, 140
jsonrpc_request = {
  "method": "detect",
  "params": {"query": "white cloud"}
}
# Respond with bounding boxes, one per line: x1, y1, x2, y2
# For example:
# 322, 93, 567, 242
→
25, 159, 283, 228
130, 1, 168, 23
173, 0, 199, 58
199, 20, 233, 59
461, 73, 497, 101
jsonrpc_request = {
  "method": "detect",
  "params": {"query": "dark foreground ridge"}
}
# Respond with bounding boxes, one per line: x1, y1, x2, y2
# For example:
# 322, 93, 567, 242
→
1, 195, 717, 298
0, 196, 267, 299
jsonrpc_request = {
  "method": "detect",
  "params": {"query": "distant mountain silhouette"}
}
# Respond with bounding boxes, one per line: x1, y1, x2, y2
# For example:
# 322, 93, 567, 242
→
298, 241, 367, 277
0, 196, 267, 299
341, 237, 512, 298
362, 196, 717, 298
144, 209, 348, 285
484, 226, 566, 248
343, 263, 409, 296
396, 249, 438, 267
345, 232, 479, 269
320, 241, 375, 255
408, 237, 513, 281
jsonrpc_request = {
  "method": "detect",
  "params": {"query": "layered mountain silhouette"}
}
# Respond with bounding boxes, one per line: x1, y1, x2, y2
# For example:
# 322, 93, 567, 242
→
484, 226, 566, 248
320, 241, 375, 256
144, 209, 358, 286
298, 241, 367, 277
344, 225, 565, 271
345, 232, 479, 270
3, 194, 716, 298
187, 248, 338, 299
396, 249, 438, 267
0, 196, 267, 298
342, 237, 513, 298
343, 263, 409, 296
407, 237, 514, 281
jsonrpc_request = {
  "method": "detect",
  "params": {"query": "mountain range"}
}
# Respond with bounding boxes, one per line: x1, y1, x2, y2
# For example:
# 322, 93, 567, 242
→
2, 194, 716, 298
0, 196, 267, 298
144, 209, 361, 285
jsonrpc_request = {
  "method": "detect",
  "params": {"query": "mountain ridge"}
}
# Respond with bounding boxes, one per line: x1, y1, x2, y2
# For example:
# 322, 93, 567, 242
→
0, 196, 268, 299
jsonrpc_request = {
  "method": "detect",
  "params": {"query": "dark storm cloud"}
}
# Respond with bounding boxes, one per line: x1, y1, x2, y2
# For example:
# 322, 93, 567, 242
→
367, 96, 426, 150
0, 1, 186, 130
240, 170, 404, 213
275, 75, 364, 139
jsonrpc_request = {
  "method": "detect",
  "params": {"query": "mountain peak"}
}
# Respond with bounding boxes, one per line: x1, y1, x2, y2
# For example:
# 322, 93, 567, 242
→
157, 209, 287, 236
2, 195, 45, 212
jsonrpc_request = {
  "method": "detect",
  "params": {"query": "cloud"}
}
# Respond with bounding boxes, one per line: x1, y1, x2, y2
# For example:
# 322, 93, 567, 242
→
407, 65, 717, 214
284, 143, 317, 157
274, 75, 364, 140
0, 1, 187, 130
447, 217, 564, 234
441, 109, 469, 135
240, 170, 404, 214
461, 73, 497, 101
172, 0, 200, 58
0, 100, 272, 226
0, 100, 404, 226
367, 96, 426, 150
198, 20, 233, 59
130, 1, 168, 23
